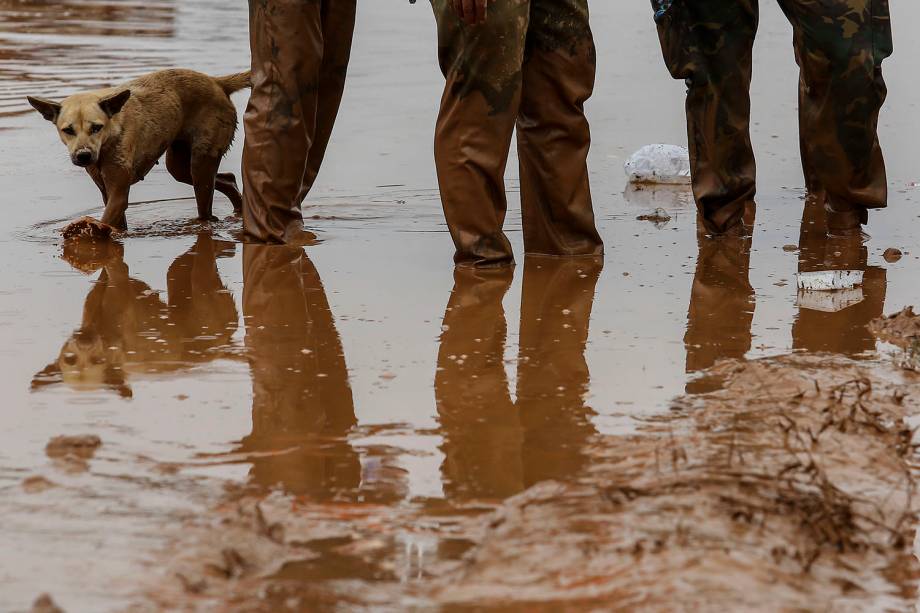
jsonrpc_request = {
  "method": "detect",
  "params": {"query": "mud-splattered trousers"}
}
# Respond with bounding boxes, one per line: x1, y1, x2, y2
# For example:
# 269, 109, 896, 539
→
655, 0, 893, 234
431, 0, 603, 267
242, 0, 356, 243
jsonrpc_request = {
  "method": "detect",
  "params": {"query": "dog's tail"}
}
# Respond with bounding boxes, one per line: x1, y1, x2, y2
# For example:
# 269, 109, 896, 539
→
215, 71, 252, 96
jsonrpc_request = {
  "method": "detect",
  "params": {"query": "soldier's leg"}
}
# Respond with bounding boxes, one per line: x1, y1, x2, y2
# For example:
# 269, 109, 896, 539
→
779, 0, 892, 236
242, 0, 324, 244
516, 0, 603, 257
297, 0, 358, 203
431, 0, 530, 268
657, 0, 759, 234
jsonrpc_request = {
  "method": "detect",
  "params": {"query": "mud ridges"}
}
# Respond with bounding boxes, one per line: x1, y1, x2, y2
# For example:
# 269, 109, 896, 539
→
427, 356, 920, 609
134, 356, 920, 610
870, 306, 920, 349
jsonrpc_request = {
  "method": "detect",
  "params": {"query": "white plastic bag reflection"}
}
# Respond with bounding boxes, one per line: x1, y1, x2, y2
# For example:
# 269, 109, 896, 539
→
795, 270, 864, 291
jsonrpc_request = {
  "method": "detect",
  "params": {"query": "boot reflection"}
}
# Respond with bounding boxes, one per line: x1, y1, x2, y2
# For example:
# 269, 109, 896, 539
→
435, 257, 602, 502
436, 267, 522, 500
684, 212, 755, 393
517, 256, 602, 486
237, 245, 362, 500
792, 195, 887, 355
32, 233, 238, 398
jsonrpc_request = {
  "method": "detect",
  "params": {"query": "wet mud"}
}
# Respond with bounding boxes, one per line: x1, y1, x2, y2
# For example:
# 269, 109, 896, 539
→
4, 1, 920, 611
136, 353, 920, 611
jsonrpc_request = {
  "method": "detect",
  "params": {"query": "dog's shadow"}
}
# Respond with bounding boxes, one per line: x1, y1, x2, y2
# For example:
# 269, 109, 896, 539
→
32, 233, 241, 398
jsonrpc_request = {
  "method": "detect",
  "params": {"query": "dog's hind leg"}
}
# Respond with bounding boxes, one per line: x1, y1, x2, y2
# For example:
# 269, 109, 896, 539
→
190, 153, 220, 222
216, 173, 242, 213
170, 144, 240, 216
165, 143, 193, 185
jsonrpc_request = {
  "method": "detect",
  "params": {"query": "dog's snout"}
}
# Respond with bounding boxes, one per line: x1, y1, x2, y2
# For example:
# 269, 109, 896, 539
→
73, 150, 93, 167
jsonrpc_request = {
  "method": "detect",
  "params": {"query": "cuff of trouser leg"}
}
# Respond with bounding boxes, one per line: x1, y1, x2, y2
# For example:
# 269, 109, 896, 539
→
454, 257, 516, 270
825, 198, 869, 233
452, 265, 516, 286
701, 201, 748, 236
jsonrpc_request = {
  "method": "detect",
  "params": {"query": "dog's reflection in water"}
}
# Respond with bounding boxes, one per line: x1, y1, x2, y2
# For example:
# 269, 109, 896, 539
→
32, 233, 239, 397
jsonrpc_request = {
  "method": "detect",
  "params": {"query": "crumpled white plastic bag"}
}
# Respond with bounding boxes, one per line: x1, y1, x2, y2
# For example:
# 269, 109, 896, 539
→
624, 144, 691, 185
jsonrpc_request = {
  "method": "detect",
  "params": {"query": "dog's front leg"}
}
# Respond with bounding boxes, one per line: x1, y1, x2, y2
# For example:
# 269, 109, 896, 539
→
86, 167, 108, 203
99, 171, 131, 231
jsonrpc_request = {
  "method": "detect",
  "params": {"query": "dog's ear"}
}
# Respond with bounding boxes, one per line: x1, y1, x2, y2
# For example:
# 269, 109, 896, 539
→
27, 96, 62, 123
98, 89, 131, 118
31, 361, 63, 391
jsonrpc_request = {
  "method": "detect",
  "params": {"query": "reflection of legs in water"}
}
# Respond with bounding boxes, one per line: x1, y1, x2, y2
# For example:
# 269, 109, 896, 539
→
435, 267, 524, 500
684, 208, 755, 393
239, 244, 360, 499
792, 195, 887, 356
517, 256, 601, 486
435, 257, 603, 500
166, 233, 238, 357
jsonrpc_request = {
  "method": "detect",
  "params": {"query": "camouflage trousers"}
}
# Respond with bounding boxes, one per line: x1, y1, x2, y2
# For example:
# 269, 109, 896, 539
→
431, 0, 603, 267
655, 0, 893, 234
242, 0, 356, 243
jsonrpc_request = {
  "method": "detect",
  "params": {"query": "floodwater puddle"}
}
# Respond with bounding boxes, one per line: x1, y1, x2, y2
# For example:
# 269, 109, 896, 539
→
3, 1, 920, 611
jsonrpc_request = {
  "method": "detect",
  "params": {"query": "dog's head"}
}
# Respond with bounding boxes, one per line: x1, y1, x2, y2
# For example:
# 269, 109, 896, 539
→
27, 89, 131, 167
32, 329, 132, 398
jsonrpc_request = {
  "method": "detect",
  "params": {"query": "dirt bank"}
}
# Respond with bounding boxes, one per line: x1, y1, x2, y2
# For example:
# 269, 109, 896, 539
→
133, 352, 920, 611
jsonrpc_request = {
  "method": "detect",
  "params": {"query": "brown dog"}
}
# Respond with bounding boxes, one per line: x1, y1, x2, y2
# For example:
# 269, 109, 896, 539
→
27, 69, 250, 230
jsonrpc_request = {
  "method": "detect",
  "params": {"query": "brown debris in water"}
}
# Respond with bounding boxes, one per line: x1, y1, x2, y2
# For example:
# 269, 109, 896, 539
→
883, 248, 903, 263
870, 307, 920, 349
61, 216, 117, 241
45, 435, 102, 460
21, 475, 56, 494
45, 435, 102, 473
636, 208, 672, 226
30, 594, 64, 613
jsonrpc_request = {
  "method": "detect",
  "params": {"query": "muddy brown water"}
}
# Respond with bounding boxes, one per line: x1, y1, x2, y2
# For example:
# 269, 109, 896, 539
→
2, 2, 920, 611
